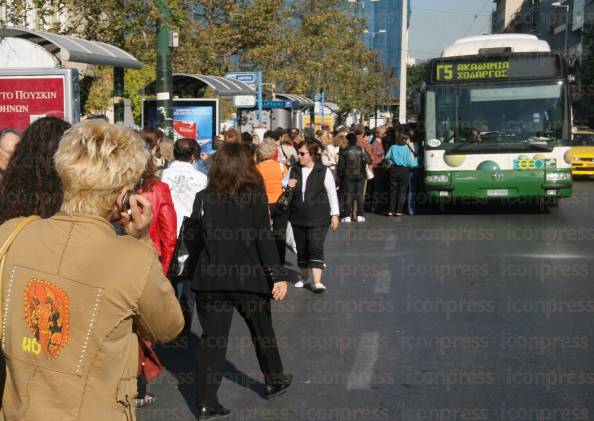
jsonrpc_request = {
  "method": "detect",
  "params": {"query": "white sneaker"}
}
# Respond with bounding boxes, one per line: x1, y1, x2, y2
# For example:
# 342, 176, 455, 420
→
356, 216, 366, 222
294, 280, 309, 288
341, 217, 352, 223
312, 283, 327, 293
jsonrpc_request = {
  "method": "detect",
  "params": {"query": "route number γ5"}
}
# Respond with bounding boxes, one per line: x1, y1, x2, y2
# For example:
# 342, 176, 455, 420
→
436, 64, 454, 81
513, 159, 545, 170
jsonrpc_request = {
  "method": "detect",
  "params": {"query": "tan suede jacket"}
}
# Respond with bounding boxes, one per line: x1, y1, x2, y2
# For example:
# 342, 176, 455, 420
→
0, 213, 184, 421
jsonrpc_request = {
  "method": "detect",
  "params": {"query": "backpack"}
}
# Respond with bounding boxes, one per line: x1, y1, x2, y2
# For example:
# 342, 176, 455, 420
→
345, 146, 364, 176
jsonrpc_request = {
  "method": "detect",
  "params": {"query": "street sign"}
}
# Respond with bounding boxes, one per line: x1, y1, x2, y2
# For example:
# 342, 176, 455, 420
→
225, 72, 257, 84
313, 94, 321, 101
262, 100, 293, 109
233, 95, 257, 108
226, 72, 258, 109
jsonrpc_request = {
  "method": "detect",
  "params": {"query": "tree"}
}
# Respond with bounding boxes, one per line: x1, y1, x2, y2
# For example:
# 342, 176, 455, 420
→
3, 0, 395, 124
406, 62, 428, 119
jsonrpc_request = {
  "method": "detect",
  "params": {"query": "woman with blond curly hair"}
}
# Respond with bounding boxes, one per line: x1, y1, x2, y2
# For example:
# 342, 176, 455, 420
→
0, 119, 183, 421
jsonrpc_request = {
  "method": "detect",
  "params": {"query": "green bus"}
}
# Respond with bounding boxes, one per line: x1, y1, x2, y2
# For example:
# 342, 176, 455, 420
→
422, 34, 572, 204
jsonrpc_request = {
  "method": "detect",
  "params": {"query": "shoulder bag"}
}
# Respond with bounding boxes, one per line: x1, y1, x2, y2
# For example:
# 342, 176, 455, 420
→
169, 194, 204, 281
276, 166, 295, 212
0, 215, 41, 408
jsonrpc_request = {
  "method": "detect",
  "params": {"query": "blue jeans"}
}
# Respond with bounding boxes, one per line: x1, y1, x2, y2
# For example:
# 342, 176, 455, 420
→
407, 169, 418, 214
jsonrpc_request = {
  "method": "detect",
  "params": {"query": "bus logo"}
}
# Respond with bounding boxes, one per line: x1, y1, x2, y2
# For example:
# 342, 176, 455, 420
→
513, 159, 546, 170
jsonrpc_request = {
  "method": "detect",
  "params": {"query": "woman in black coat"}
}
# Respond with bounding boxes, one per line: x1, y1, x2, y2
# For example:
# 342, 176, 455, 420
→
187, 142, 291, 420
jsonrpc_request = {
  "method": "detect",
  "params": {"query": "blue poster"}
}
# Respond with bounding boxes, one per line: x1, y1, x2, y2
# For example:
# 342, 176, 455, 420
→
143, 99, 218, 153
172, 106, 214, 153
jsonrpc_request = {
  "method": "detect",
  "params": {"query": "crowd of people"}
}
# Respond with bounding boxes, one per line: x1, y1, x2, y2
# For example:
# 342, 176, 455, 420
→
0, 117, 420, 421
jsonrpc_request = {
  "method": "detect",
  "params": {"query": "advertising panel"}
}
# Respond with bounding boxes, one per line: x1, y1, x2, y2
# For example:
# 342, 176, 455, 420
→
0, 75, 66, 132
143, 99, 219, 153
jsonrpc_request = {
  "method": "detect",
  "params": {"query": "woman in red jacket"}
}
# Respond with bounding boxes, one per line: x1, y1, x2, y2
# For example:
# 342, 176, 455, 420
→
136, 138, 178, 407
138, 140, 178, 275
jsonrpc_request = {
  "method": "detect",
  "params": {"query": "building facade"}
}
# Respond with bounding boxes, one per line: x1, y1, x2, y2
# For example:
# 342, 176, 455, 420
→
345, 0, 408, 95
492, 0, 594, 123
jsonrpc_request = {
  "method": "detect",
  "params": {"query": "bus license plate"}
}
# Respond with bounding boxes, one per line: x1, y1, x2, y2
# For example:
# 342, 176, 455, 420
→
487, 189, 508, 197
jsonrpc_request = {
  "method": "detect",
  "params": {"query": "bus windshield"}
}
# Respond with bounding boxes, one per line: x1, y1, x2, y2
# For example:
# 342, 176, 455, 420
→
425, 82, 568, 151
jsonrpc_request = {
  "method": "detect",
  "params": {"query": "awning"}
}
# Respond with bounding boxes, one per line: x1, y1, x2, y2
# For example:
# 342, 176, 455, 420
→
325, 102, 340, 113
142, 73, 256, 97
0, 27, 142, 69
276, 94, 314, 106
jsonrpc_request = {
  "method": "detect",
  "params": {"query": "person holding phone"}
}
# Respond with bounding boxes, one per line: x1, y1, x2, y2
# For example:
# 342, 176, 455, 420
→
186, 142, 291, 420
0, 119, 184, 421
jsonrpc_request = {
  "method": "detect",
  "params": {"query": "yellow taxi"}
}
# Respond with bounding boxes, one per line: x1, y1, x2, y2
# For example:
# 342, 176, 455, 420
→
570, 130, 594, 176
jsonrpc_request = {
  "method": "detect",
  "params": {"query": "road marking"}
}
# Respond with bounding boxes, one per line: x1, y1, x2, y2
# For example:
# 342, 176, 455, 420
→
373, 269, 392, 293
384, 232, 397, 250
346, 333, 380, 390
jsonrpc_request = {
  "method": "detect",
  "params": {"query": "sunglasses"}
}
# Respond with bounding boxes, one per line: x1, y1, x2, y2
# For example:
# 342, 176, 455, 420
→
298, 152, 309, 157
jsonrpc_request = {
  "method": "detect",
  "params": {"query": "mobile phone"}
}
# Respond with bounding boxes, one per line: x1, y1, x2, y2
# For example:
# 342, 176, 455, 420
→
121, 191, 133, 214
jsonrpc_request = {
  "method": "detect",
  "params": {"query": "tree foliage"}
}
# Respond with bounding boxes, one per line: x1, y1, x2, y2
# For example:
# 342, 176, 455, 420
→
4, 0, 395, 122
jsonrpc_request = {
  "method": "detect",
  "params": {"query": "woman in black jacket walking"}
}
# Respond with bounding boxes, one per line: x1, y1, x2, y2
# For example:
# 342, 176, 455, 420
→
187, 142, 292, 420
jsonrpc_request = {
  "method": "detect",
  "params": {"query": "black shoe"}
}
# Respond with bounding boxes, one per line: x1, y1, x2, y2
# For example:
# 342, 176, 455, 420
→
266, 373, 293, 399
197, 405, 231, 421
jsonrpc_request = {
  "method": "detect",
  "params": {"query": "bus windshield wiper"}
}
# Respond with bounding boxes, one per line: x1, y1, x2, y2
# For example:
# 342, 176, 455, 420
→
500, 142, 554, 152
445, 142, 497, 154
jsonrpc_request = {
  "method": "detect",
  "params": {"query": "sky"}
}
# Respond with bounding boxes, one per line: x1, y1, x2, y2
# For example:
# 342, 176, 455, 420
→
409, 0, 494, 61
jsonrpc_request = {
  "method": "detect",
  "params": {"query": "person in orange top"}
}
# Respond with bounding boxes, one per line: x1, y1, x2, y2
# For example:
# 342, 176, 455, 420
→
256, 139, 289, 265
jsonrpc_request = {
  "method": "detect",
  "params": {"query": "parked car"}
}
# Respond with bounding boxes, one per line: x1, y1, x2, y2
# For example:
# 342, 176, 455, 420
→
569, 130, 594, 176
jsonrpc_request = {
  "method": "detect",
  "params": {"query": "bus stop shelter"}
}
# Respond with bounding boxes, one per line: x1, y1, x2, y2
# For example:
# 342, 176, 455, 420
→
142, 73, 256, 98
0, 27, 142, 128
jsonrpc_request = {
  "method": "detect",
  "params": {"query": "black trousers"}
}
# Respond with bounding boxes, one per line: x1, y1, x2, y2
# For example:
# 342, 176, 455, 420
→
292, 224, 329, 270
370, 167, 389, 213
176, 279, 196, 334
389, 166, 410, 214
340, 179, 365, 218
195, 291, 284, 407
269, 203, 289, 265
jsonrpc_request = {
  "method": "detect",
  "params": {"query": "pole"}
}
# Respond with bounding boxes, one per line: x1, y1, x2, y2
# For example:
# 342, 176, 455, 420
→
398, 0, 409, 125
156, 0, 172, 136
257, 71, 263, 126
372, 32, 378, 129
564, 5, 569, 58
113, 67, 124, 124
320, 89, 325, 130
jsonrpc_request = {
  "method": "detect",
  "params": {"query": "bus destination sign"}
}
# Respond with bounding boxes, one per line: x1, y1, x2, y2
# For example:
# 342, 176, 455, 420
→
435, 61, 509, 82
431, 56, 561, 84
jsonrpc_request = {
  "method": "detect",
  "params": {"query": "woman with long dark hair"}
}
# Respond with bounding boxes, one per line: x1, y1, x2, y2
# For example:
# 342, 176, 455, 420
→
0, 117, 71, 224
187, 142, 291, 420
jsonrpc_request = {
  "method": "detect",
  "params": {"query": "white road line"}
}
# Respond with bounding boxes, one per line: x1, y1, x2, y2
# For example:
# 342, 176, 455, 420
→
346, 333, 381, 390
373, 269, 392, 294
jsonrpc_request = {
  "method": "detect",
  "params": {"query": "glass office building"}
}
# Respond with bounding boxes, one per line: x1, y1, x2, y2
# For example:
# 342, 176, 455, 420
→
345, 0, 409, 96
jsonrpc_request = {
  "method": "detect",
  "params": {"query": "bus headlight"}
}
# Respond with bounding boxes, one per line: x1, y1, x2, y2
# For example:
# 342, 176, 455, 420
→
546, 172, 572, 182
425, 175, 449, 183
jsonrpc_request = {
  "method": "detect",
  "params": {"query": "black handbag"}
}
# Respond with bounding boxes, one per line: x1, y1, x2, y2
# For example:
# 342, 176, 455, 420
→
169, 195, 204, 280
276, 187, 294, 212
